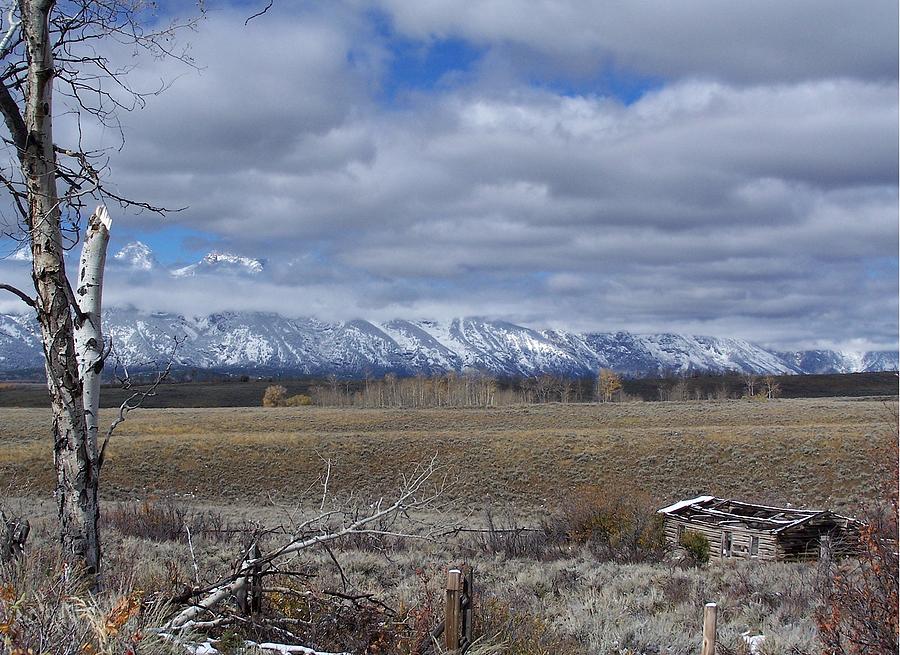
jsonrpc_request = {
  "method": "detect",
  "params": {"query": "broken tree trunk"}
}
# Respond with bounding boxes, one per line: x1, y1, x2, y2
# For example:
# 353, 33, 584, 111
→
75, 206, 112, 464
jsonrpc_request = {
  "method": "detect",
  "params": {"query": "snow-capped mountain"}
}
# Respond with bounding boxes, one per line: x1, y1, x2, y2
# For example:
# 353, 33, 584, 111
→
0, 309, 895, 377
0, 313, 43, 369
171, 251, 265, 277
113, 241, 158, 271
9, 241, 262, 278
775, 349, 899, 375
10, 247, 31, 262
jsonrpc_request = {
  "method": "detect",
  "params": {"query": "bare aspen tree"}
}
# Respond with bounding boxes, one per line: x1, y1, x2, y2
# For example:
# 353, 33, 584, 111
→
597, 368, 622, 402
763, 375, 781, 399
743, 373, 758, 397
560, 377, 574, 403
0, 1, 198, 576
670, 378, 689, 401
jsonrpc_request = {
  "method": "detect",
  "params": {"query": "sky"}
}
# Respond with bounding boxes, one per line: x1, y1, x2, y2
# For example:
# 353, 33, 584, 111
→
0, 0, 897, 351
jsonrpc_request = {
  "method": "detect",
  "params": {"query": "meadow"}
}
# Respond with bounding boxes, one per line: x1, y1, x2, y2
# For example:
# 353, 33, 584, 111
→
1, 396, 896, 654
0, 397, 894, 510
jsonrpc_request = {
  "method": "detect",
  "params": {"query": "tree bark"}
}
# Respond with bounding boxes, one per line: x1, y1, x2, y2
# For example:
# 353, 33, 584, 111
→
75, 206, 111, 458
22, 0, 100, 576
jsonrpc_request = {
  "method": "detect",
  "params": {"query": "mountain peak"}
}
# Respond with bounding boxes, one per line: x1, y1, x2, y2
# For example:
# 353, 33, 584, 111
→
9, 247, 31, 262
201, 251, 265, 272
114, 241, 157, 271
172, 251, 265, 277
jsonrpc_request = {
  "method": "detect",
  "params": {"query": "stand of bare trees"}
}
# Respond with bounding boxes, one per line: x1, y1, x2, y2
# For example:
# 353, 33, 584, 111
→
296, 372, 605, 408
259, 367, 822, 410
311, 371, 500, 408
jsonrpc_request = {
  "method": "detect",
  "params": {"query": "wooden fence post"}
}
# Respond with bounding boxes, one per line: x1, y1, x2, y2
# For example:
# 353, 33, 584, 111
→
248, 542, 263, 617
701, 602, 717, 655
445, 568, 462, 652
236, 543, 263, 618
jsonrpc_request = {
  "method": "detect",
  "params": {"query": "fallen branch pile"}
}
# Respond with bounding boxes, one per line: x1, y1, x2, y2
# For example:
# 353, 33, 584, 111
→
162, 457, 451, 654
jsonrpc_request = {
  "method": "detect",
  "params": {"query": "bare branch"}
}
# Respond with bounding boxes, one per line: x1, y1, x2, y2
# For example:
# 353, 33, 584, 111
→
185, 523, 201, 589
245, 0, 273, 25
0, 4, 20, 56
317, 451, 331, 512
0, 77, 25, 159
0, 282, 35, 307
97, 336, 182, 470
166, 457, 448, 630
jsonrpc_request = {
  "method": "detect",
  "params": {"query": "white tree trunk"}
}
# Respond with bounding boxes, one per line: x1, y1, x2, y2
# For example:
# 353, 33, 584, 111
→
21, 0, 100, 577
75, 206, 112, 454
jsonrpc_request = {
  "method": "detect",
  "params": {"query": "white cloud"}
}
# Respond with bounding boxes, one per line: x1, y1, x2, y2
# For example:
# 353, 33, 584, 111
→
374, 0, 898, 83
0, 3, 895, 352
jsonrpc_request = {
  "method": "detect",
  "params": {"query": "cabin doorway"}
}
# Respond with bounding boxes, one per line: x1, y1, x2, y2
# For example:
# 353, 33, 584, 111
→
721, 531, 733, 557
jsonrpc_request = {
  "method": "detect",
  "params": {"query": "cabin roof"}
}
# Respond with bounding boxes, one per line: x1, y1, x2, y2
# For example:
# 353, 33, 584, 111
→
657, 495, 856, 533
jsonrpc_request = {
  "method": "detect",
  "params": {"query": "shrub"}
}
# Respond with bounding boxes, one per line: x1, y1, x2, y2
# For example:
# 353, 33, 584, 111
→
262, 384, 287, 407
544, 488, 666, 563
103, 498, 187, 542
0, 545, 174, 655
284, 393, 313, 406
475, 594, 586, 655
680, 530, 710, 565
477, 508, 553, 559
815, 432, 898, 654
103, 498, 236, 543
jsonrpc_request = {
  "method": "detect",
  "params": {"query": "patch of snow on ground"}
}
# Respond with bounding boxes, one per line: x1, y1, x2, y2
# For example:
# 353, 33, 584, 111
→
742, 632, 766, 654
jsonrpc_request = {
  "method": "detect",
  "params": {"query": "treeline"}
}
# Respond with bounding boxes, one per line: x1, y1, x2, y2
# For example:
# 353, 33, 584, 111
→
265, 370, 631, 408
273, 372, 503, 408
3, 369, 893, 410
261, 369, 866, 409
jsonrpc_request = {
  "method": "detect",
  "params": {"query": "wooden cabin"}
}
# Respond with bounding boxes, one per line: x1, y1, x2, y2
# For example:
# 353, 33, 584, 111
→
658, 495, 861, 561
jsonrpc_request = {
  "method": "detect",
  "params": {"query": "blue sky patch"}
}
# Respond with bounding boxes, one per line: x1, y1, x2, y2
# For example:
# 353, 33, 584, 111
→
529, 64, 664, 106
115, 225, 220, 266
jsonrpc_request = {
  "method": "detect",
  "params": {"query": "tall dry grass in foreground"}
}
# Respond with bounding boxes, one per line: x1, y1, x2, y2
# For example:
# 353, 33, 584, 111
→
2, 491, 875, 655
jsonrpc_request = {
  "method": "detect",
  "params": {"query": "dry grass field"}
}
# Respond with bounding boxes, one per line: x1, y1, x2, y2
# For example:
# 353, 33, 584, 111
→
1, 397, 896, 654
1, 397, 894, 511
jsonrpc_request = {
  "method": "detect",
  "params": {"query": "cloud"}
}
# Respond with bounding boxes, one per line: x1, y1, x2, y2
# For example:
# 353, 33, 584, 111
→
373, 0, 898, 84
0, 3, 895, 352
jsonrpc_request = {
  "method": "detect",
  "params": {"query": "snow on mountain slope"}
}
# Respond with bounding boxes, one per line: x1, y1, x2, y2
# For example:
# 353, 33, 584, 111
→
113, 242, 158, 271
0, 314, 42, 369
379, 320, 464, 373
172, 251, 265, 277
777, 349, 900, 375
0, 309, 895, 377
582, 332, 799, 376
862, 351, 900, 372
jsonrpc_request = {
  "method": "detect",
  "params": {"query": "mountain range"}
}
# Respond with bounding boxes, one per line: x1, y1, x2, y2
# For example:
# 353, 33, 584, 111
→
0, 241, 894, 378
0, 307, 895, 378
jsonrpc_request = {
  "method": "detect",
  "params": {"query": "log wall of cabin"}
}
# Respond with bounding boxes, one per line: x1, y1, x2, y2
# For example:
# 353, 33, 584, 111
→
776, 519, 861, 561
664, 517, 779, 560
